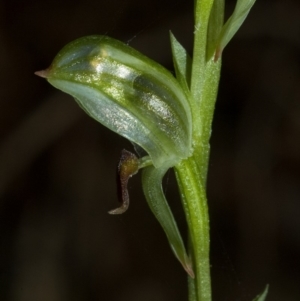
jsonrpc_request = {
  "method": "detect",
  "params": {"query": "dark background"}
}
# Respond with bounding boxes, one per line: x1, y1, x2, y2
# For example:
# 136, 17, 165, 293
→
1, 0, 300, 300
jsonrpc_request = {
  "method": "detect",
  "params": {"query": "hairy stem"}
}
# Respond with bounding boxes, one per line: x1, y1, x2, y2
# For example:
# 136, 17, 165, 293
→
176, 1, 223, 300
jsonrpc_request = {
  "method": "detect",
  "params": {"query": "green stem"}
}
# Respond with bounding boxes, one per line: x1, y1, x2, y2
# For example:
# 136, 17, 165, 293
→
175, 157, 211, 301
191, 0, 222, 185
176, 2, 223, 300
179, 59, 220, 301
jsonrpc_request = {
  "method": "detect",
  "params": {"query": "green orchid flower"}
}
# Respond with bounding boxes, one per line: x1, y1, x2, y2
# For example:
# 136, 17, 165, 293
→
36, 35, 194, 277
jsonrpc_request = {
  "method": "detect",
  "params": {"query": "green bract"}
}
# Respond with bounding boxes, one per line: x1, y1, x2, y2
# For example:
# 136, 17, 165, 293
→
36, 35, 194, 277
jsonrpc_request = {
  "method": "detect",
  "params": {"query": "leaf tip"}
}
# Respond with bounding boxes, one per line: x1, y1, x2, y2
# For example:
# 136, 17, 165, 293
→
252, 284, 269, 301
180, 253, 195, 278
214, 47, 223, 62
184, 262, 195, 278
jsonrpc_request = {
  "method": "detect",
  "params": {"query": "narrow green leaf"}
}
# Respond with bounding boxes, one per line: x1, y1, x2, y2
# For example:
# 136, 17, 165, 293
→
142, 165, 194, 278
170, 32, 192, 94
252, 285, 269, 301
215, 0, 256, 60
206, 0, 224, 60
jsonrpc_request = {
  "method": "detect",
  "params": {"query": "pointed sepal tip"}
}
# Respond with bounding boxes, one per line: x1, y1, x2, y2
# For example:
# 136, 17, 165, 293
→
34, 69, 49, 78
